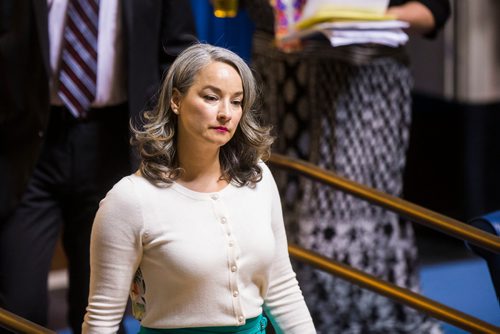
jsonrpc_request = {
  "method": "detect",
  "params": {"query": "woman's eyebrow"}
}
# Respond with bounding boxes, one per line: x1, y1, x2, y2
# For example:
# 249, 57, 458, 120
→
202, 85, 243, 96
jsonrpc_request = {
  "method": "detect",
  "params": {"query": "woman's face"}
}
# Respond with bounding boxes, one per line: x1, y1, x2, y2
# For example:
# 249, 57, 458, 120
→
172, 61, 243, 151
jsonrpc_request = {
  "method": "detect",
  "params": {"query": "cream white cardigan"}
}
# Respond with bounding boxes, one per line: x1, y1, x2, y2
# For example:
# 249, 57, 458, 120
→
83, 163, 315, 333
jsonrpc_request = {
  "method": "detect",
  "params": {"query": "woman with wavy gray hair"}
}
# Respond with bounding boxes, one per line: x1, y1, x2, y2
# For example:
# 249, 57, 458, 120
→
82, 43, 316, 334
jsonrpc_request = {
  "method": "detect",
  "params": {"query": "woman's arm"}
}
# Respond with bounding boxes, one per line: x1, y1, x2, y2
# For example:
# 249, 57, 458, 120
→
261, 164, 316, 333
82, 178, 144, 333
387, 0, 451, 37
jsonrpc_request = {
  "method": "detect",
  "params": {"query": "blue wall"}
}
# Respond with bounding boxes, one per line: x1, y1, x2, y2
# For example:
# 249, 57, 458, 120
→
189, 0, 255, 62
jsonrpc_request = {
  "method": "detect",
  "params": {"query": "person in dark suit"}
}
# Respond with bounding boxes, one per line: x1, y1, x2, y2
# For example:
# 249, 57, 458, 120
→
0, 0, 51, 318
0, 1, 198, 333
0, 0, 50, 224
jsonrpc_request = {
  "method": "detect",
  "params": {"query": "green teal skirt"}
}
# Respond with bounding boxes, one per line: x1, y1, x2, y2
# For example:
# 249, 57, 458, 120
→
139, 314, 267, 334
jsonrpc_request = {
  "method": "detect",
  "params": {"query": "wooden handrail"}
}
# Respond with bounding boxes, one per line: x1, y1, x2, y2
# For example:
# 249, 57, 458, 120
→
268, 153, 500, 333
0, 308, 55, 334
289, 244, 500, 334
2, 153, 498, 333
269, 153, 500, 253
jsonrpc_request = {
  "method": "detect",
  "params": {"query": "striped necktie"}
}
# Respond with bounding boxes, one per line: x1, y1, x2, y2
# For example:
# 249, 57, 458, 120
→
58, 0, 99, 118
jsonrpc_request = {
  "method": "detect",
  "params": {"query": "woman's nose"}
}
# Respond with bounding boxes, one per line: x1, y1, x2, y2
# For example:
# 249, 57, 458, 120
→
217, 101, 232, 121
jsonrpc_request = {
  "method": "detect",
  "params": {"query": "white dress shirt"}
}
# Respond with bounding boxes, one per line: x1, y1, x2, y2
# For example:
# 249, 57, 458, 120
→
47, 0, 127, 107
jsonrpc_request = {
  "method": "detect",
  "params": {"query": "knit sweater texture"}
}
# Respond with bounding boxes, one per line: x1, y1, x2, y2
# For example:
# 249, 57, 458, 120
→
83, 163, 315, 333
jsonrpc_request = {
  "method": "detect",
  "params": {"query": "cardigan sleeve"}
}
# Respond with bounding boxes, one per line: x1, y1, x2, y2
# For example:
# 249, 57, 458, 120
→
261, 164, 316, 333
82, 177, 144, 334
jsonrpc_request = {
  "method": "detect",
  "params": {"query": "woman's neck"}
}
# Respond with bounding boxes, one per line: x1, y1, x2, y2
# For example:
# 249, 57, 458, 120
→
176, 147, 228, 193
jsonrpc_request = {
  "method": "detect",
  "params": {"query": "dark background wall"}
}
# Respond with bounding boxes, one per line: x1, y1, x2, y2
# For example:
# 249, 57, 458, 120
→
405, 0, 500, 223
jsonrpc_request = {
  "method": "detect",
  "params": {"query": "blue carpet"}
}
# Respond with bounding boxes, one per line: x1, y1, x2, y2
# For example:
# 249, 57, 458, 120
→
419, 257, 499, 333
57, 258, 499, 334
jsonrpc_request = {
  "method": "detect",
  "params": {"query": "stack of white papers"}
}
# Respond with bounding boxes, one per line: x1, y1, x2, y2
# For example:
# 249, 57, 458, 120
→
282, 20, 409, 47
280, 0, 409, 48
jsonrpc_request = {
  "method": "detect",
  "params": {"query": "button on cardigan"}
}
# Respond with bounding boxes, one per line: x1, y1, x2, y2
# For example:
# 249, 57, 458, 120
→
83, 163, 316, 333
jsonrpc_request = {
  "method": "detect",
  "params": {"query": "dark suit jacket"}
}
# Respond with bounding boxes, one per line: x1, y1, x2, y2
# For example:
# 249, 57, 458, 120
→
123, 0, 198, 124
0, 0, 197, 219
0, 0, 50, 220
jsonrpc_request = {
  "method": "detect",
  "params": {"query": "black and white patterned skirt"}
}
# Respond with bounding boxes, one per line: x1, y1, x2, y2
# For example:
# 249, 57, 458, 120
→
251, 32, 442, 334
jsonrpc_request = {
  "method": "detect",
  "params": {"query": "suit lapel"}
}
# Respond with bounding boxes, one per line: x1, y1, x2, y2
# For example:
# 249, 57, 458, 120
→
32, 0, 50, 76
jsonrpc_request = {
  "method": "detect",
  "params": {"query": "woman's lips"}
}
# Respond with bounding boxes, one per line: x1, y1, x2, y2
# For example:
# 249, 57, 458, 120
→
213, 126, 229, 133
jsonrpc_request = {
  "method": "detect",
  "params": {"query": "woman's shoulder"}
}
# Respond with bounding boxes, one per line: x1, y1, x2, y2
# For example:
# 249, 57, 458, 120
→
103, 172, 155, 204
258, 160, 273, 177
258, 159, 270, 170
256, 160, 278, 188
108, 172, 140, 192
93, 174, 149, 236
